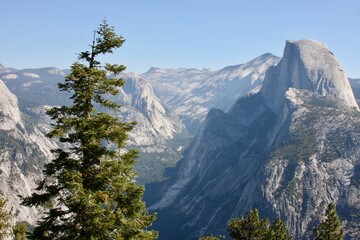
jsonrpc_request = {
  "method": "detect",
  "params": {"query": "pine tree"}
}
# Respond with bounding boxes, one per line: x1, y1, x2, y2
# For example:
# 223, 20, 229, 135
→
313, 203, 344, 240
199, 236, 220, 240
0, 195, 12, 240
22, 20, 158, 240
227, 208, 270, 240
267, 217, 291, 240
204, 210, 291, 240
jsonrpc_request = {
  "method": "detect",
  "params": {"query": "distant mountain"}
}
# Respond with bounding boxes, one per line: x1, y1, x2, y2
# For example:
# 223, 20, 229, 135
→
142, 53, 280, 133
148, 39, 360, 239
0, 79, 56, 225
0, 67, 189, 184
109, 72, 190, 183
0, 67, 71, 107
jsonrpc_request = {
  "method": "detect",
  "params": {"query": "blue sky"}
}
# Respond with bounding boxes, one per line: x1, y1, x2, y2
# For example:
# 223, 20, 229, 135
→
1, 0, 360, 77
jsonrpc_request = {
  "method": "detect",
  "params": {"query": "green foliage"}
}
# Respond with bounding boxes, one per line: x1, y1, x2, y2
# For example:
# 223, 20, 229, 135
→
136, 151, 176, 184
267, 217, 290, 240
270, 94, 352, 165
227, 209, 291, 240
309, 96, 342, 109
0, 195, 12, 240
227, 208, 270, 240
272, 129, 317, 164
313, 203, 344, 240
22, 20, 157, 239
13, 222, 28, 240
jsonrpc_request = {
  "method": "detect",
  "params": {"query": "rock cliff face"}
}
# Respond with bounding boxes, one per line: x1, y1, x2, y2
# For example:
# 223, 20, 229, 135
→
149, 40, 360, 239
0, 79, 56, 225
262, 39, 358, 113
110, 73, 189, 183
349, 78, 360, 106
118, 73, 185, 146
0, 80, 23, 130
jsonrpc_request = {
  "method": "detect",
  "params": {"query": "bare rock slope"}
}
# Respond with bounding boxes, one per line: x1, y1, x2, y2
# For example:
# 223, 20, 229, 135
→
0, 79, 55, 225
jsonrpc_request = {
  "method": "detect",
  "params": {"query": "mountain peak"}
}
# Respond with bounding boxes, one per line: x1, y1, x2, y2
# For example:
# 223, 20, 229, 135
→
144, 67, 160, 74
219, 53, 280, 74
286, 38, 327, 49
261, 39, 358, 111
256, 52, 278, 60
0, 63, 8, 73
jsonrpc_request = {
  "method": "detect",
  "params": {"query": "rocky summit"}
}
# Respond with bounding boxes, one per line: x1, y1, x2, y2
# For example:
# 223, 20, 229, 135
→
148, 39, 360, 239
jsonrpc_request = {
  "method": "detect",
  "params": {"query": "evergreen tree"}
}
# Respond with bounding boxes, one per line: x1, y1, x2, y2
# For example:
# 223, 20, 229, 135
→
13, 222, 28, 240
0, 195, 12, 240
227, 208, 270, 240
267, 217, 291, 240
313, 203, 344, 240
22, 20, 157, 240
199, 236, 219, 240
203, 210, 292, 240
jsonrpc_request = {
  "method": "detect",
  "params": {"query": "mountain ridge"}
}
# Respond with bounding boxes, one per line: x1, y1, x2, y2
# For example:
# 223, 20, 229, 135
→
142, 53, 281, 133
148, 39, 360, 239
0, 68, 189, 184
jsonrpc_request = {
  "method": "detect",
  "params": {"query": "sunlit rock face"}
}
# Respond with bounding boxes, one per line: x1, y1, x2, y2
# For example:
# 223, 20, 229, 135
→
0, 79, 55, 225
149, 39, 360, 239
0, 80, 23, 130
262, 39, 358, 113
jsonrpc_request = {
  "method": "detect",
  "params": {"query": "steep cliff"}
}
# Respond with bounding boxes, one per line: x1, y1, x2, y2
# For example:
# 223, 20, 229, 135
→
0, 79, 55, 225
149, 39, 360, 239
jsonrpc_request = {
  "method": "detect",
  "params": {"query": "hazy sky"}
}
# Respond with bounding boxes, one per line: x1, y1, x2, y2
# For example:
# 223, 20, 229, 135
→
1, 0, 360, 77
